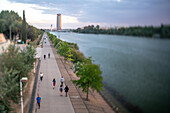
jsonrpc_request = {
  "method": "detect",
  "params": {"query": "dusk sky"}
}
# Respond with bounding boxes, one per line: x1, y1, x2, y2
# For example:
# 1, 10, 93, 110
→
0, 0, 170, 29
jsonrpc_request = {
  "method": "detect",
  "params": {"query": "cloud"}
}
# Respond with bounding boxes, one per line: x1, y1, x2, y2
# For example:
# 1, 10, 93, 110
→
2, 0, 170, 28
0, 0, 82, 29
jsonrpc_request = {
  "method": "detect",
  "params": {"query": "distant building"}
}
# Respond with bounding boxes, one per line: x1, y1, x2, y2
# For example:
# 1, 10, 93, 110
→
56, 14, 61, 30
0, 33, 11, 54
51, 24, 53, 32
0, 33, 6, 43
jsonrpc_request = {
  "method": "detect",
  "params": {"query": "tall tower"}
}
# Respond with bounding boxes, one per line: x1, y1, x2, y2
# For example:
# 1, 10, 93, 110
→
51, 24, 53, 32
56, 14, 61, 30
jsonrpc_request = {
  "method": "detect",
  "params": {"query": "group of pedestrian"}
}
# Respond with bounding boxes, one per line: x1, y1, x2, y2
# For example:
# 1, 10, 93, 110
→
59, 84, 69, 96
44, 37, 46, 44
37, 75, 69, 109
44, 53, 50, 59
36, 36, 69, 110
59, 76, 64, 96
53, 76, 69, 97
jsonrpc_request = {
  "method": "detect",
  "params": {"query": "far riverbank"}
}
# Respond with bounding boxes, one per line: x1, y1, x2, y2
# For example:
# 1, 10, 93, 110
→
73, 24, 170, 38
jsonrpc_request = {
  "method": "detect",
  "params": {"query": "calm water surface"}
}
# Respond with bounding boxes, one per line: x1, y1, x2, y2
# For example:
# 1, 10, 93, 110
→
51, 32, 170, 113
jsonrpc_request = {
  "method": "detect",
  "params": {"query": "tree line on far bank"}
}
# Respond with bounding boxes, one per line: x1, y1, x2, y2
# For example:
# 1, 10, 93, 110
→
47, 32, 103, 100
0, 10, 44, 43
73, 24, 170, 38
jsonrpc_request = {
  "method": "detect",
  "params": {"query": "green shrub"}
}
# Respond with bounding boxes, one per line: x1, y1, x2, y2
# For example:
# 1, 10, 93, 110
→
37, 33, 43, 45
67, 42, 79, 50
71, 49, 86, 63
0, 44, 36, 112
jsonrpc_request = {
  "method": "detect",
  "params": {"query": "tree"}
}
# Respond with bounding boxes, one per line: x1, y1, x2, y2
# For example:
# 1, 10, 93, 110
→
0, 44, 36, 112
53, 37, 61, 47
65, 47, 74, 62
96, 25, 100, 29
28, 25, 41, 41
0, 67, 20, 112
57, 42, 74, 62
73, 58, 103, 100
0, 10, 42, 41
73, 61, 84, 73
71, 49, 86, 63
22, 10, 27, 43
1, 45, 27, 79
0, 19, 6, 33
0, 10, 22, 38
20, 44, 36, 70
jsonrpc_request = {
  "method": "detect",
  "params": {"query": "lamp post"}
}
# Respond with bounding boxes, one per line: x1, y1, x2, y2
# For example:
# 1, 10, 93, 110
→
34, 62, 35, 73
20, 77, 28, 113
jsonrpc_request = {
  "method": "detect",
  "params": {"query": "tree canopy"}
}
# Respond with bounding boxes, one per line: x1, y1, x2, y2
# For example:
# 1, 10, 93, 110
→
0, 10, 42, 42
0, 10, 22, 38
73, 58, 103, 100
22, 10, 26, 43
0, 44, 36, 112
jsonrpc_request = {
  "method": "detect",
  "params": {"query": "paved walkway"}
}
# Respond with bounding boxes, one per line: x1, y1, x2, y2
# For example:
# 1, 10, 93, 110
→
33, 33, 75, 113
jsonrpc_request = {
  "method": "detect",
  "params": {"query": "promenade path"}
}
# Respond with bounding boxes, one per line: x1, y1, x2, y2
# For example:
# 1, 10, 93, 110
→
33, 33, 75, 113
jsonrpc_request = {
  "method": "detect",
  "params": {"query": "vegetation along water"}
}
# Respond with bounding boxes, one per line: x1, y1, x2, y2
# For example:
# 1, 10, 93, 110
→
51, 32, 170, 113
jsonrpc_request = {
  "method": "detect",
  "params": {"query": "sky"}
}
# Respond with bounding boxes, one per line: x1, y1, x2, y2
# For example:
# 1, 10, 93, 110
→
0, 0, 170, 29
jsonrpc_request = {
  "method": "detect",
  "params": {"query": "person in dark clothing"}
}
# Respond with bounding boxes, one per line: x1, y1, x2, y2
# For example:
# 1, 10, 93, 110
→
44, 54, 46, 59
64, 85, 69, 97
59, 85, 63, 96
52, 78, 56, 89
48, 53, 50, 58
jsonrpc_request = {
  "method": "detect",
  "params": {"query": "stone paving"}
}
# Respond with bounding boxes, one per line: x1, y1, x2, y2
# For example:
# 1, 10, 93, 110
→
33, 33, 75, 113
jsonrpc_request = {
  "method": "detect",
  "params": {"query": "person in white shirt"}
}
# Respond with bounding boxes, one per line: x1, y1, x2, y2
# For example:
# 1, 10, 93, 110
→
40, 72, 43, 81
60, 76, 64, 85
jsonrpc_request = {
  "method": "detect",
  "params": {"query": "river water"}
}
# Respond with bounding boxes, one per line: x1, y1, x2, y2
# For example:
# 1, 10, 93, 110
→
51, 32, 170, 113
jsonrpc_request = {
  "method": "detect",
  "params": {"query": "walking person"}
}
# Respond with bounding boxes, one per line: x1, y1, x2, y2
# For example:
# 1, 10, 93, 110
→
52, 78, 56, 89
36, 94, 41, 109
64, 85, 69, 97
60, 76, 64, 85
48, 53, 50, 58
59, 85, 63, 96
40, 72, 43, 81
44, 54, 46, 59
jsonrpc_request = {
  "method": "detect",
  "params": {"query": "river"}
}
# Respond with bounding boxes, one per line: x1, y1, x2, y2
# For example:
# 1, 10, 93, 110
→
51, 32, 170, 113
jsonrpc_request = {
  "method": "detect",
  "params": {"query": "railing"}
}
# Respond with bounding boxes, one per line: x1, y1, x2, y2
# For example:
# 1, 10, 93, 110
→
29, 59, 41, 113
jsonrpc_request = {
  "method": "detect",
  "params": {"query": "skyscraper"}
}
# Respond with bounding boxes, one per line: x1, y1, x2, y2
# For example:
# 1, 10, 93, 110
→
51, 24, 53, 32
56, 14, 61, 30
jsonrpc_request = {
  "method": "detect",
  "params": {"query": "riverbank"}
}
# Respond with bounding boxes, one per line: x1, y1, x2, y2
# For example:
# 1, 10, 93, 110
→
49, 39, 115, 113
73, 24, 170, 38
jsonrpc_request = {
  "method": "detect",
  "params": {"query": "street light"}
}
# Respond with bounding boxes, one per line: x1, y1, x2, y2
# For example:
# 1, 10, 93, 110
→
20, 77, 28, 113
